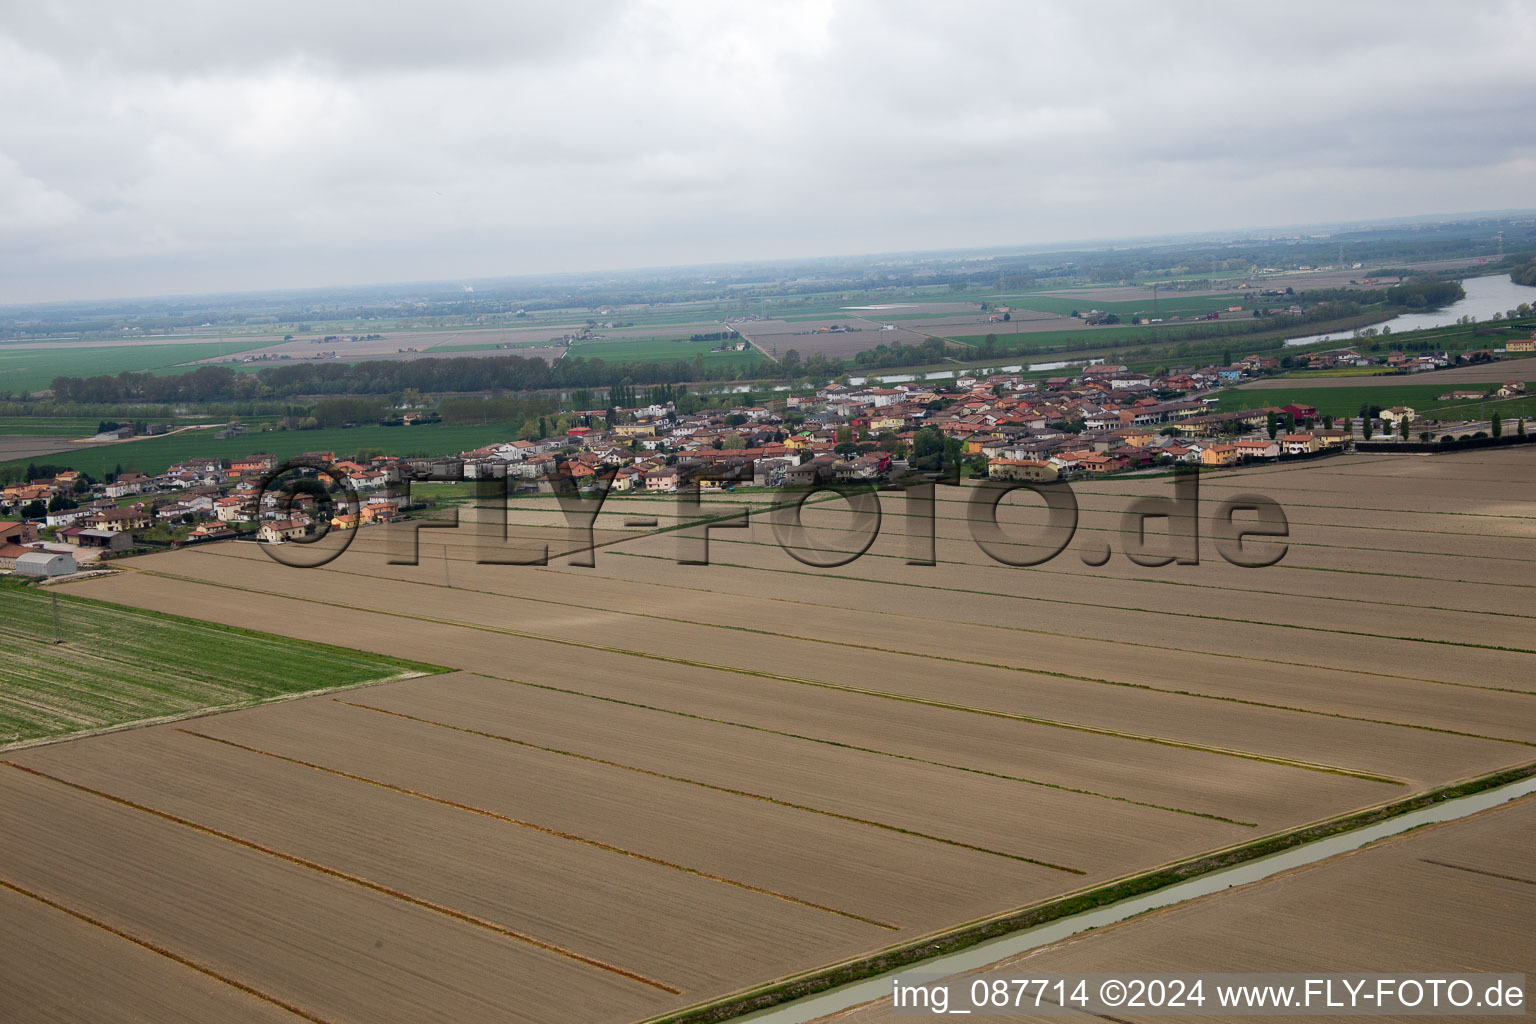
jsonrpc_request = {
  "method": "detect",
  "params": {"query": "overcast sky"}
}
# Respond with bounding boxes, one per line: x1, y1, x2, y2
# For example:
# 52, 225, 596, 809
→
2, 1, 1534, 304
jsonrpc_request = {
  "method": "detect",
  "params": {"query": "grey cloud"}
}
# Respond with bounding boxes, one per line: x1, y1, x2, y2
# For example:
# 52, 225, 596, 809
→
1, 0, 1534, 302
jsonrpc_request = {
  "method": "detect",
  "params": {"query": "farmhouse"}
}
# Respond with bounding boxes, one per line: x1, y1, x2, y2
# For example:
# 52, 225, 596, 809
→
987, 458, 1058, 482
257, 518, 309, 543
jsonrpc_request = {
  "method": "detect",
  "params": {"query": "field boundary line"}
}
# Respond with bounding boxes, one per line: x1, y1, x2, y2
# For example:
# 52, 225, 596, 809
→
119, 566, 1407, 781
177, 727, 900, 929
742, 503, 1536, 599
151, 551, 1258, 823
682, 536, 1536, 652
883, 493, 1536, 543
463, 672, 1257, 826
607, 549, 1536, 698
1418, 858, 1536, 888
1, 761, 682, 994
501, 561, 1536, 746
0, 876, 339, 1024
334, 699, 1087, 875
634, 760, 1536, 1024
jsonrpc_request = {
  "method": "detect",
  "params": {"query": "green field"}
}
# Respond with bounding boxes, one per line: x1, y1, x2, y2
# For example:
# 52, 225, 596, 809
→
567, 336, 766, 365
2, 419, 528, 479
0, 340, 276, 393
0, 585, 445, 745
1216, 381, 1536, 420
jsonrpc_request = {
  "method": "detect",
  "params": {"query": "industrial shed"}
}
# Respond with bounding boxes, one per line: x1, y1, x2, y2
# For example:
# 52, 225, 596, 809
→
14, 550, 77, 577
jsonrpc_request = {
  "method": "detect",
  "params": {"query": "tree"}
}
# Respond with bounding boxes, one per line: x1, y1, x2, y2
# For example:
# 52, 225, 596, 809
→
1398, 415, 1409, 440
942, 437, 964, 472
1223, 348, 1233, 366
722, 433, 746, 450
1322, 414, 1334, 430
1491, 414, 1502, 439
1266, 411, 1279, 439
1362, 416, 1373, 440
1519, 418, 1528, 438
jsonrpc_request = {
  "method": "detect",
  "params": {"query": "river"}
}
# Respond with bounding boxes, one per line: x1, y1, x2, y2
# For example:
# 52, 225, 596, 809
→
1283, 273, 1536, 348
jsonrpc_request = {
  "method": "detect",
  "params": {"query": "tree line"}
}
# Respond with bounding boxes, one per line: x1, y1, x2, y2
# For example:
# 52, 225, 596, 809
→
47, 351, 771, 405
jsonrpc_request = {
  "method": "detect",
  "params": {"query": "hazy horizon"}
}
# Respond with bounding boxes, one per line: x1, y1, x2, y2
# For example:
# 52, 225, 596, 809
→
4, 1, 1535, 304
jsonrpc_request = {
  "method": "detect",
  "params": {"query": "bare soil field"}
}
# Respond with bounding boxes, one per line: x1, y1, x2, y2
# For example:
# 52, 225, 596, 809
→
817, 793, 1536, 1023
3, 448, 1530, 1023
903, 315, 1082, 336
733, 320, 931, 359
0, 435, 104, 461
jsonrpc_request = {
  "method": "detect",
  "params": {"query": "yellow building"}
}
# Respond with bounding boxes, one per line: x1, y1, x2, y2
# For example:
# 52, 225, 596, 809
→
987, 458, 1059, 482
1200, 444, 1240, 466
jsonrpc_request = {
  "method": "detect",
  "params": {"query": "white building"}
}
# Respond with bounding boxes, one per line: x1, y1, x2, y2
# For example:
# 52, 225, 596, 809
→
15, 550, 77, 577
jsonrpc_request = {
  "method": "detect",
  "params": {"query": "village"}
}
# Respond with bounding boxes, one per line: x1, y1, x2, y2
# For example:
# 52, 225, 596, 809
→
3, 344, 1529, 574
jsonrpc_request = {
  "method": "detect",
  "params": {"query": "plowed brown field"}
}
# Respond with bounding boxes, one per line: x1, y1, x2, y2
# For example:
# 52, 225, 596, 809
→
3, 446, 1531, 1022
